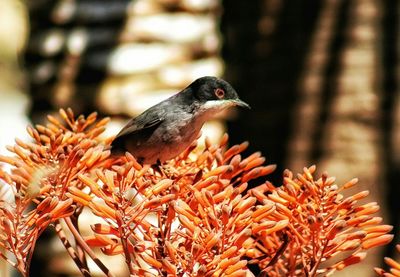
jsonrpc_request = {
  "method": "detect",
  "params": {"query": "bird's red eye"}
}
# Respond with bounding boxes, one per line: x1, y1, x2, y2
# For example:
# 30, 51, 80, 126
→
215, 88, 225, 99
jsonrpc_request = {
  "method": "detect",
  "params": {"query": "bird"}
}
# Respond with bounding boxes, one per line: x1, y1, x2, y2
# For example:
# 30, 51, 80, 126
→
110, 76, 250, 164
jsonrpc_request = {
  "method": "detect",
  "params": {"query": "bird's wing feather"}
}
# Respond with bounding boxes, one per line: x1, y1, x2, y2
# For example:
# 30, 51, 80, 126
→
110, 113, 164, 155
115, 116, 163, 139
111, 100, 170, 153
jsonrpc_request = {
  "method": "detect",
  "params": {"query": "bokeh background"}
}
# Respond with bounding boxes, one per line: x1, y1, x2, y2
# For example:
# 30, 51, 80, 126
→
0, 0, 399, 276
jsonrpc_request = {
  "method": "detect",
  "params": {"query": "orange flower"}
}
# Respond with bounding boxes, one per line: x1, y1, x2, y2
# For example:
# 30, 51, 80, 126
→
375, 244, 400, 276
249, 166, 393, 276
0, 109, 393, 277
0, 109, 109, 276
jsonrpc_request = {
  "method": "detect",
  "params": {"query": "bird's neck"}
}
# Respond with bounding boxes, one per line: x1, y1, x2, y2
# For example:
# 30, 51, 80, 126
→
193, 103, 225, 123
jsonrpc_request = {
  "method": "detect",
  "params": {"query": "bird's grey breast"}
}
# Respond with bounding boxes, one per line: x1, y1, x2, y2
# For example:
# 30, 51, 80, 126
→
159, 104, 201, 144
134, 103, 202, 163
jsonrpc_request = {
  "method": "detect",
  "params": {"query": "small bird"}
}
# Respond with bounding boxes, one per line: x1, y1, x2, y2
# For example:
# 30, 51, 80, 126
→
111, 76, 250, 164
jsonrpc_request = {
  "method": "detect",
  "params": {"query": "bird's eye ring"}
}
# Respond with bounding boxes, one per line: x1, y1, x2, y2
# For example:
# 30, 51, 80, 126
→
214, 88, 225, 99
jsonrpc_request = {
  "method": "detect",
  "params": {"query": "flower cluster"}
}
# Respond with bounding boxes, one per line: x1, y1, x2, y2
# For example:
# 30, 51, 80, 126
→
0, 109, 110, 275
248, 166, 393, 276
77, 133, 281, 276
375, 244, 400, 276
0, 109, 394, 276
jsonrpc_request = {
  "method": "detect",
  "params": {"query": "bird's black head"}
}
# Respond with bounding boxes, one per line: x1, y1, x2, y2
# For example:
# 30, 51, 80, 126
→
187, 76, 250, 109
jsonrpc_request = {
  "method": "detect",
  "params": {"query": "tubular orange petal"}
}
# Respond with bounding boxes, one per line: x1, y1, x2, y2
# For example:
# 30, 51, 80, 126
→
102, 244, 124, 256
67, 186, 92, 202
362, 235, 394, 250
224, 260, 247, 275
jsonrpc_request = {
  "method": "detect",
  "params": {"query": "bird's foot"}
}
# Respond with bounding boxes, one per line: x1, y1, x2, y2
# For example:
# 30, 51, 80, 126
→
151, 159, 166, 177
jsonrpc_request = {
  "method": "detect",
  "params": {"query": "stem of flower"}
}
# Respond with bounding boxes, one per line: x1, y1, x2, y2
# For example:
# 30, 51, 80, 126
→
54, 220, 90, 276
64, 217, 114, 277
258, 232, 290, 277
309, 239, 329, 276
71, 210, 88, 268
116, 210, 136, 276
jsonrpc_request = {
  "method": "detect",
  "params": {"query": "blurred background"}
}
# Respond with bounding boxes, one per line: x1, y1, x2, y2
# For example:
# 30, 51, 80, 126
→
0, 0, 399, 276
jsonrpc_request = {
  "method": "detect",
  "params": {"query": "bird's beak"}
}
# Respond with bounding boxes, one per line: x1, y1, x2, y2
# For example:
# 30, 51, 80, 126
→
233, 99, 251, 109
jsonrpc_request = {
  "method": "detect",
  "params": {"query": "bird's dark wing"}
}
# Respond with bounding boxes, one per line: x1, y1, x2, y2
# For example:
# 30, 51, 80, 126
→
111, 112, 164, 151
115, 116, 163, 139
